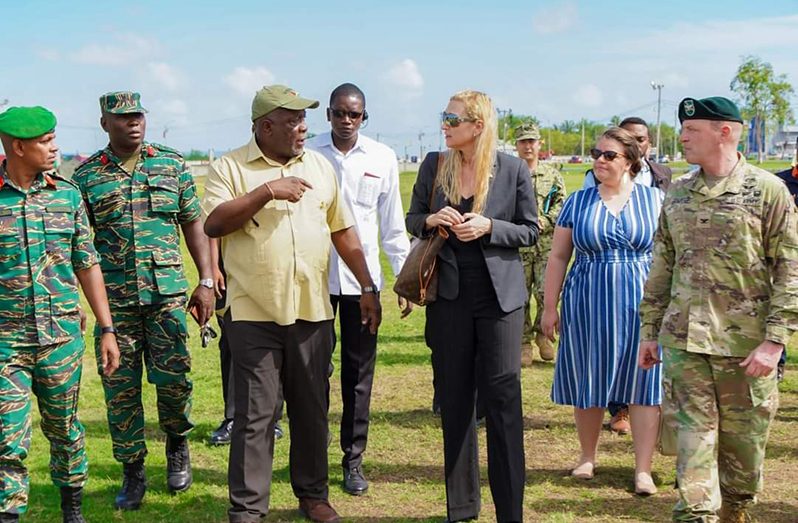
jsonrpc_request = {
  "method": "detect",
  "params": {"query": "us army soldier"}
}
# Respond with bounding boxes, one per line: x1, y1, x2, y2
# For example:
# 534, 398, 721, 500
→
0, 106, 119, 522
639, 96, 798, 522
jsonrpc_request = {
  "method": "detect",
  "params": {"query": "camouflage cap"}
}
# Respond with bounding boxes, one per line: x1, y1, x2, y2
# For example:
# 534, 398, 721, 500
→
100, 91, 147, 114
678, 96, 742, 124
0, 106, 57, 139
515, 122, 541, 141
251, 84, 319, 121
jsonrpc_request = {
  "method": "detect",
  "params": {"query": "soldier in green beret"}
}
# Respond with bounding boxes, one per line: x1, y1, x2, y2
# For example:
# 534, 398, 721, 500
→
0, 106, 120, 522
514, 122, 566, 364
639, 96, 798, 522
72, 92, 215, 510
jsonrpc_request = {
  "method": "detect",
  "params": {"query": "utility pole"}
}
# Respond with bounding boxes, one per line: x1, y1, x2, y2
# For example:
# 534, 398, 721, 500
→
651, 81, 664, 161
580, 120, 585, 159
672, 108, 678, 160
418, 132, 425, 162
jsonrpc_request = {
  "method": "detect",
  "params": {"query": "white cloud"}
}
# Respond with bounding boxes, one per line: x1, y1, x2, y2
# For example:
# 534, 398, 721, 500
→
223, 66, 276, 98
383, 59, 424, 93
573, 84, 603, 108
71, 34, 159, 66
146, 62, 183, 92
35, 48, 61, 61
532, 1, 577, 35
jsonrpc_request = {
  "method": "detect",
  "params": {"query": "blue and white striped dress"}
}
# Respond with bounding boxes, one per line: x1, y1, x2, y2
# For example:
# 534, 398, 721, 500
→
551, 184, 662, 408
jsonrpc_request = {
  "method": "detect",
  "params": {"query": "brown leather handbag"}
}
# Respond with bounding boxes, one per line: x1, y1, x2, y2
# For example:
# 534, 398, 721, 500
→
393, 153, 447, 306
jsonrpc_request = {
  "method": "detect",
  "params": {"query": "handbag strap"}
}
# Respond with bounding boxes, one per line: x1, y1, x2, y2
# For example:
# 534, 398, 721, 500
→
429, 151, 445, 211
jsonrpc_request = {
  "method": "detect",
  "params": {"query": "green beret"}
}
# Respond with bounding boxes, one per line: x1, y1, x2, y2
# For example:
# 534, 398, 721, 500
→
100, 91, 147, 114
0, 106, 57, 139
515, 122, 541, 141
678, 96, 743, 124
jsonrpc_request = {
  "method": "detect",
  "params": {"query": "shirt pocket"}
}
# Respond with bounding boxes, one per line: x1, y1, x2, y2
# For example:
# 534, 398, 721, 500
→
84, 176, 127, 224
148, 174, 180, 214
43, 206, 75, 262
152, 251, 187, 296
0, 213, 22, 272
355, 174, 381, 208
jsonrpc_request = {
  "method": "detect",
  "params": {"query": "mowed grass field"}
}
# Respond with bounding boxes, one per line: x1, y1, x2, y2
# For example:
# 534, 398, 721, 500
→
21, 159, 798, 522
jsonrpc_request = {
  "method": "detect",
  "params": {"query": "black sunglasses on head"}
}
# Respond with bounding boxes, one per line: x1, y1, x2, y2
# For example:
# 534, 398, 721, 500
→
590, 148, 626, 161
329, 108, 364, 120
441, 112, 476, 128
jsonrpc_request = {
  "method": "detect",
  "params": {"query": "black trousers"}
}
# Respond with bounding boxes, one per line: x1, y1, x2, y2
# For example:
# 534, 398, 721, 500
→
226, 316, 333, 522
330, 294, 378, 469
427, 286, 525, 523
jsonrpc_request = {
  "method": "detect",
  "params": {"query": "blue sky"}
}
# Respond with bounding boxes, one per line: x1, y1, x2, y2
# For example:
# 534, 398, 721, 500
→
2, 0, 797, 156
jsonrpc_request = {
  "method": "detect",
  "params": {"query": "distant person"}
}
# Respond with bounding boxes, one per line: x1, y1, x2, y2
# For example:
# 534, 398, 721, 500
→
307, 82, 411, 496
0, 106, 120, 522
639, 97, 798, 521
202, 84, 380, 523
543, 127, 663, 496
514, 122, 566, 364
406, 90, 538, 523
73, 91, 215, 510
583, 117, 672, 436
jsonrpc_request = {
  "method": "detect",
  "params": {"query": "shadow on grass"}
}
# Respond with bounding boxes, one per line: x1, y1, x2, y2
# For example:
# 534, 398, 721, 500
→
369, 409, 441, 429
775, 405, 798, 423
376, 351, 432, 367
266, 508, 440, 522
377, 334, 426, 344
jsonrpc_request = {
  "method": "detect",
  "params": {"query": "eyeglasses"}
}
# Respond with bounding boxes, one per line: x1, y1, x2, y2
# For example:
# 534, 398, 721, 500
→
441, 112, 476, 128
329, 108, 364, 120
589, 148, 626, 161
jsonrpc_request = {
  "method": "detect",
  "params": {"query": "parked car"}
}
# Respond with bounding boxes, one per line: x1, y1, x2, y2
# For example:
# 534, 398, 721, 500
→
568, 155, 583, 164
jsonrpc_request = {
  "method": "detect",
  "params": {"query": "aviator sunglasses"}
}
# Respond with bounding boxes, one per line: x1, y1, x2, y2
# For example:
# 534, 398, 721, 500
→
441, 112, 476, 127
329, 108, 364, 119
589, 148, 626, 161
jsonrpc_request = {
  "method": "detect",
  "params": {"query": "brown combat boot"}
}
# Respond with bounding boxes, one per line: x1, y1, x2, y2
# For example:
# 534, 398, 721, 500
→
521, 342, 534, 367
719, 503, 750, 523
535, 333, 556, 361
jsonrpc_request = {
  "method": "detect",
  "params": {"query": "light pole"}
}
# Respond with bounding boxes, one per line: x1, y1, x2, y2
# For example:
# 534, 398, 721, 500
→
651, 81, 664, 161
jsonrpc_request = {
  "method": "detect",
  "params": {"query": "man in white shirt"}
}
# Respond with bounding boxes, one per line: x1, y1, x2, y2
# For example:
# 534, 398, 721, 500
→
307, 83, 411, 496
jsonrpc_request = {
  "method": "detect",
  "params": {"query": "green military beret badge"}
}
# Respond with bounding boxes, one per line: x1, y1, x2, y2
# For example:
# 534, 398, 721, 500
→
678, 96, 742, 124
100, 91, 147, 114
0, 106, 57, 139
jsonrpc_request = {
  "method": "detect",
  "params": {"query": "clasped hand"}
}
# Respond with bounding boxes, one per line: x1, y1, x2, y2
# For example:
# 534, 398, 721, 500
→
426, 206, 491, 242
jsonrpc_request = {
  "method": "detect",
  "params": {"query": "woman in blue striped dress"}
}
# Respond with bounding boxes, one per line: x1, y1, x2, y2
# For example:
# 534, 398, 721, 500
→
541, 127, 663, 495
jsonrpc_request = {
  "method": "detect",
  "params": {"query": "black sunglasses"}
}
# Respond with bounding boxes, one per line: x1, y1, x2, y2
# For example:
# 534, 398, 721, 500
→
590, 148, 626, 161
329, 108, 364, 120
441, 112, 476, 128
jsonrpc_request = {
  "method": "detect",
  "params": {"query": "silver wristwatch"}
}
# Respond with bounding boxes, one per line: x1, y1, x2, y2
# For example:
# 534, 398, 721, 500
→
199, 278, 214, 289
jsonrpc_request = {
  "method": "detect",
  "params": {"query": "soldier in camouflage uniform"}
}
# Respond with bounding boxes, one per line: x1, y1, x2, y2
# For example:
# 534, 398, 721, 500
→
72, 92, 214, 510
639, 97, 798, 523
515, 123, 565, 363
0, 106, 120, 523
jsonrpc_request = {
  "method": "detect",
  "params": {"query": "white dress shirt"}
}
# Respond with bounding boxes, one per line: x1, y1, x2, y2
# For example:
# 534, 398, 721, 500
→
307, 132, 410, 295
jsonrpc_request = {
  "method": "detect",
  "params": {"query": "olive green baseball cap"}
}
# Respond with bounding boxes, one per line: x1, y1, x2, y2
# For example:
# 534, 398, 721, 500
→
0, 106, 57, 139
251, 84, 319, 121
100, 91, 147, 114
515, 122, 541, 141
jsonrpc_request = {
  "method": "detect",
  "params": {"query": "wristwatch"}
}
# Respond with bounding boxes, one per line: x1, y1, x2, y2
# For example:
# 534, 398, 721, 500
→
199, 278, 214, 289
362, 285, 379, 295
100, 325, 117, 335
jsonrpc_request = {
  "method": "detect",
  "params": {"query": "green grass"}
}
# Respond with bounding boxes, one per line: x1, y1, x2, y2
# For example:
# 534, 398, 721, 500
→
19, 163, 798, 522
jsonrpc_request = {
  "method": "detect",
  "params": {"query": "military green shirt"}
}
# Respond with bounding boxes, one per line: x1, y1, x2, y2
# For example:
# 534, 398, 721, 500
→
520, 162, 566, 256
640, 156, 798, 357
0, 163, 97, 348
73, 142, 201, 307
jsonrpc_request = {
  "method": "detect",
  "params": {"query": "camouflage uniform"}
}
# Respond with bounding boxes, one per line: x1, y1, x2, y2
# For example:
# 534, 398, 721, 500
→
0, 164, 97, 514
73, 141, 200, 463
640, 157, 798, 521
520, 162, 566, 342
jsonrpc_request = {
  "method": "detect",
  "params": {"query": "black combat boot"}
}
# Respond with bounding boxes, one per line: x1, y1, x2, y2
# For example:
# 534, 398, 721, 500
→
114, 460, 146, 510
0, 513, 19, 522
60, 486, 86, 523
166, 435, 192, 493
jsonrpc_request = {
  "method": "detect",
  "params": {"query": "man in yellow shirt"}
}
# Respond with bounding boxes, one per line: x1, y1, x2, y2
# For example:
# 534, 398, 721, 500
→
202, 85, 380, 523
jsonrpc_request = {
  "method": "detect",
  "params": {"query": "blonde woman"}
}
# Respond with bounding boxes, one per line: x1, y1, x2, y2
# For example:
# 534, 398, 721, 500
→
542, 127, 663, 495
406, 90, 538, 523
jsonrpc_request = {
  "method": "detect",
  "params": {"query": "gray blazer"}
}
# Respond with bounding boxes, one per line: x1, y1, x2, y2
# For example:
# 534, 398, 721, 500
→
406, 151, 539, 313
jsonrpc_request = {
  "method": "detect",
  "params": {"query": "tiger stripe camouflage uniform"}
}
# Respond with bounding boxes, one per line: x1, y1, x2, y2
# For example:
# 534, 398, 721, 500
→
0, 164, 97, 514
520, 162, 565, 344
640, 156, 798, 521
72, 141, 200, 464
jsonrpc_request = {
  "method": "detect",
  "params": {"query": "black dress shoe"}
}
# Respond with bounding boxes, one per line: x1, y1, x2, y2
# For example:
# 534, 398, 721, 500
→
166, 436, 192, 493
343, 465, 368, 495
274, 421, 284, 440
114, 460, 146, 510
208, 419, 233, 445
